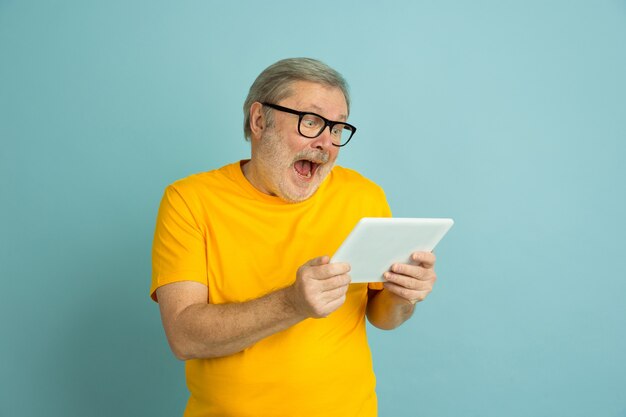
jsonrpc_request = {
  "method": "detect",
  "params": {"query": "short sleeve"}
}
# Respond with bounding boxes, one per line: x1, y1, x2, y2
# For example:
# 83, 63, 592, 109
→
150, 185, 207, 301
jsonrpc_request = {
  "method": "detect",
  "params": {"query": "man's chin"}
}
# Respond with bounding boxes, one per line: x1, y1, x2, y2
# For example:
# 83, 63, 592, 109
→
279, 188, 317, 204
278, 180, 320, 203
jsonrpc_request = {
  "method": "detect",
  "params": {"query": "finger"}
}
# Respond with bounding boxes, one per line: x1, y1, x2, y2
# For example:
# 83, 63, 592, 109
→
383, 281, 431, 304
319, 293, 348, 316
320, 274, 351, 292
410, 251, 436, 268
384, 271, 432, 291
327, 262, 351, 275
311, 262, 351, 280
306, 255, 330, 267
321, 281, 350, 299
390, 263, 433, 281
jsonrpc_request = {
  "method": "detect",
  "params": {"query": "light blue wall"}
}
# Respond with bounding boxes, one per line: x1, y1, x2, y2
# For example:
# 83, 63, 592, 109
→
2, 1, 625, 416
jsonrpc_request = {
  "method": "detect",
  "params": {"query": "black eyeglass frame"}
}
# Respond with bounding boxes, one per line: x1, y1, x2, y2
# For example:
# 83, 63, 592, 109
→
261, 102, 356, 147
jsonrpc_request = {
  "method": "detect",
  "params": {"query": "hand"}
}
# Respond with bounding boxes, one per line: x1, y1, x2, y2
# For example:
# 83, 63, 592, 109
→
287, 256, 351, 319
383, 252, 437, 305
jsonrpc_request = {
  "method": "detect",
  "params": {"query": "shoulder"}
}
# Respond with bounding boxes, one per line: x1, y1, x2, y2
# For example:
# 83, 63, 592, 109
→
167, 162, 238, 196
160, 162, 240, 212
329, 165, 386, 195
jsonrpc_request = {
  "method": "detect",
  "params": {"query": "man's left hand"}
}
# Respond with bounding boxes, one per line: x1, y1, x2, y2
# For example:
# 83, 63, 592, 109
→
382, 251, 437, 305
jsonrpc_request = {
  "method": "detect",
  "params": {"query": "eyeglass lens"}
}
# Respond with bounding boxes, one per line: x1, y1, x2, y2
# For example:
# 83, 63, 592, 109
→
299, 114, 354, 146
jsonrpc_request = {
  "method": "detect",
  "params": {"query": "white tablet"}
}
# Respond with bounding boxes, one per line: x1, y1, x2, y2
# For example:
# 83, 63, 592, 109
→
330, 218, 454, 283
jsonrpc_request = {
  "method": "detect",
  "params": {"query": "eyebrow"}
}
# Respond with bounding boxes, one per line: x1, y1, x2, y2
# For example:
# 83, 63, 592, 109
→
308, 104, 348, 122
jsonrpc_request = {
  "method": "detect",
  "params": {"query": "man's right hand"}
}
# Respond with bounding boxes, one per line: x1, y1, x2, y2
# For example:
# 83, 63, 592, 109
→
287, 256, 352, 319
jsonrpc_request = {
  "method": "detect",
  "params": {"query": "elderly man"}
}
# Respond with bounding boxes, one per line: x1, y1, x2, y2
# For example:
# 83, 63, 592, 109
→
151, 57, 437, 417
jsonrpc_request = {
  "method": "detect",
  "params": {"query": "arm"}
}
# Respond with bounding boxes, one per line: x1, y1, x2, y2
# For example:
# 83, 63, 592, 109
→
157, 256, 351, 360
366, 252, 437, 330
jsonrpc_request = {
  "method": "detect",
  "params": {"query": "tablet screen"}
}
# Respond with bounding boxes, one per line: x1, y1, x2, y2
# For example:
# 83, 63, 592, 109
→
330, 218, 454, 283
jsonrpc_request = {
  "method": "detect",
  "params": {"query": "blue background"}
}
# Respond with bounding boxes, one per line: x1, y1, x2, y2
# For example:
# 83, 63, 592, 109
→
2, 1, 625, 416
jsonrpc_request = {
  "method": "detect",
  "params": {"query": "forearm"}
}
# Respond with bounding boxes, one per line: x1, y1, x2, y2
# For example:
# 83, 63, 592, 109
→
366, 288, 415, 330
168, 287, 304, 360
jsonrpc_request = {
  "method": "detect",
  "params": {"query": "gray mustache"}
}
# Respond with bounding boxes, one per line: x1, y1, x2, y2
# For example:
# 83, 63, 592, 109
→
293, 151, 329, 164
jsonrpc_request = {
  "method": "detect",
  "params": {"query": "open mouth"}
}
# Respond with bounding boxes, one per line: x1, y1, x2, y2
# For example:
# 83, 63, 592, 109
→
293, 159, 321, 179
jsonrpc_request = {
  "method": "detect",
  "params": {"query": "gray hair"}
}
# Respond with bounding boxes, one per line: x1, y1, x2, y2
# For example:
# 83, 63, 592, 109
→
243, 57, 350, 140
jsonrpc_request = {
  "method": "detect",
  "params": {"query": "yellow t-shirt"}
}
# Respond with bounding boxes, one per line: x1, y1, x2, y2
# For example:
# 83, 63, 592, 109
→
151, 161, 392, 417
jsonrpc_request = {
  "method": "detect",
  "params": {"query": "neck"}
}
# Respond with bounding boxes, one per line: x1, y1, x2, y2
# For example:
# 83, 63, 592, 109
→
241, 159, 273, 196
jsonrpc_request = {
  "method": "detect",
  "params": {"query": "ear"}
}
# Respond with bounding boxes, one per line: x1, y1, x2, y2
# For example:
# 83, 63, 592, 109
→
249, 102, 266, 141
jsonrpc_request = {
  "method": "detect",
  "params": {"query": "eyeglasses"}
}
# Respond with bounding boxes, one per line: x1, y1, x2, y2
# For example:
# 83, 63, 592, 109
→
262, 102, 357, 147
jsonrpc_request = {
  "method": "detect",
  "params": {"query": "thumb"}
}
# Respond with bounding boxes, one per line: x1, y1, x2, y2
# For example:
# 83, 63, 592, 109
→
306, 255, 330, 266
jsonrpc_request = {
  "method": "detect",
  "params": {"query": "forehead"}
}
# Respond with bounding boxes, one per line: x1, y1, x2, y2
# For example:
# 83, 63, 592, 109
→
282, 81, 348, 120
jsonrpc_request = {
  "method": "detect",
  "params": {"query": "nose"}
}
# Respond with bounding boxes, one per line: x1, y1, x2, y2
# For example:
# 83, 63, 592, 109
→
310, 125, 334, 150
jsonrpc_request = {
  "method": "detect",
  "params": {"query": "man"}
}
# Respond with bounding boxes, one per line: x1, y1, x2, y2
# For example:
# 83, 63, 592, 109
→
151, 58, 437, 417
